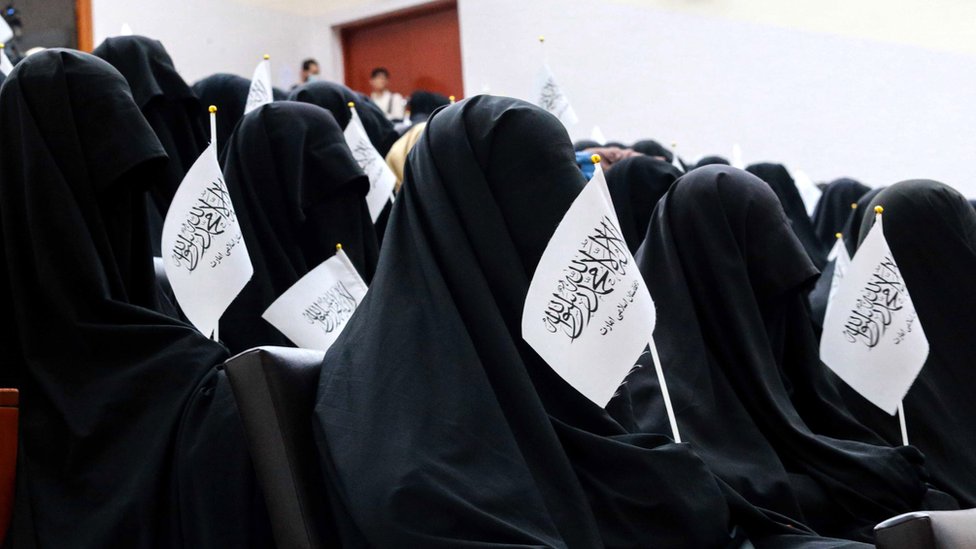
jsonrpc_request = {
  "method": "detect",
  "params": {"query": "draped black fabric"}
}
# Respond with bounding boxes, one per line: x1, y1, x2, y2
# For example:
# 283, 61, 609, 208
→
312, 96, 741, 548
407, 89, 450, 123
695, 155, 731, 168
811, 178, 871, 252
573, 139, 601, 151
633, 166, 941, 543
835, 180, 976, 507
747, 163, 827, 269
630, 139, 673, 162
288, 80, 399, 156
0, 49, 269, 548
93, 36, 208, 255
605, 155, 680, 254
808, 179, 872, 333
218, 101, 378, 354
190, 73, 249, 155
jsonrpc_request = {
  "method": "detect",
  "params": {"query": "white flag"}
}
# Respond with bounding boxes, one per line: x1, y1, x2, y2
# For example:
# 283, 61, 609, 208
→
820, 214, 928, 414
345, 107, 397, 221
244, 57, 273, 115
0, 18, 12, 43
162, 143, 253, 337
522, 166, 656, 407
824, 235, 852, 318
0, 48, 13, 76
589, 126, 607, 145
787, 166, 823, 216
262, 248, 368, 351
671, 150, 684, 173
731, 143, 745, 169
119, 23, 134, 36
533, 64, 578, 128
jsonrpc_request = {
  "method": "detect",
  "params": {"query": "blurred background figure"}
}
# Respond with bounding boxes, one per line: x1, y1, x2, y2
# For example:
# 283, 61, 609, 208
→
294, 57, 319, 89
369, 66, 406, 121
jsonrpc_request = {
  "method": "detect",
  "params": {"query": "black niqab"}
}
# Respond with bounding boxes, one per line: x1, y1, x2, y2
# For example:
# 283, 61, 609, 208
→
747, 163, 827, 269
407, 89, 450, 123
839, 180, 976, 507
313, 96, 739, 548
0, 49, 269, 548
605, 155, 680, 253
630, 139, 673, 162
811, 178, 871, 251
218, 101, 378, 354
288, 80, 399, 156
635, 166, 940, 543
695, 155, 731, 168
93, 36, 208, 254
190, 73, 249, 155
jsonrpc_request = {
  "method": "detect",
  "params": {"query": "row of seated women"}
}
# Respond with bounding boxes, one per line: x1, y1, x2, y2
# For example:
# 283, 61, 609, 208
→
0, 37, 973, 548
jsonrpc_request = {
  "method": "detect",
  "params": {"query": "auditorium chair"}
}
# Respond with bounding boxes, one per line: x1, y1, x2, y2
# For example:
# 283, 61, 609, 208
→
0, 389, 17, 543
224, 347, 334, 549
875, 508, 976, 549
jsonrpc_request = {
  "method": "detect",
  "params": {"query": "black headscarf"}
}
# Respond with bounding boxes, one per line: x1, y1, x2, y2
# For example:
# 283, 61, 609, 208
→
630, 139, 673, 162
218, 101, 378, 354
190, 73, 249, 155
313, 96, 741, 548
605, 155, 681, 254
0, 49, 270, 548
573, 139, 601, 151
836, 180, 976, 507
634, 165, 943, 543
93, 36, 208, 255
407, 89, 450, 123
747, 163, 827, 269
695, 155, 731, 168
807, 179, 873, 333
839, 187, 884, 256
811, 178, 871, 252
288, 80, 399, 156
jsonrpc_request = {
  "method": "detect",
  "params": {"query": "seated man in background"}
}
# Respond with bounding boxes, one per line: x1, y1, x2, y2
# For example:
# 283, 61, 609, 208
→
369, 66, 407, 121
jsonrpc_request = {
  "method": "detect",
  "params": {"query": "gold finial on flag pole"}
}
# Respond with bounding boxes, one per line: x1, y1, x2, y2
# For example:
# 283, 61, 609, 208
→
835, 232, 843, 239
208, 105, 218, 146
263, 54, 270, 60
874, 205, 884, 215
336, 243, 343, 251
538, 35, 545, 44
347, 101, 355, 108
851, 202, 858, 209
590, 154, 601, 165
449, 95, 456, 104
0, 43, 5, 49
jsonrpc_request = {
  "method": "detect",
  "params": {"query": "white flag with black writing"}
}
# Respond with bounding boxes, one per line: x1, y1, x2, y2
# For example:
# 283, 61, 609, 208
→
522, 166, 655, 407
533, 64, 578, 128
823, 236, 852, 318
262, 248, 368, 351
820, 215, 928, 414
344, 107, 397, 221
162, 143, 253, 337
244, 57, 273, 114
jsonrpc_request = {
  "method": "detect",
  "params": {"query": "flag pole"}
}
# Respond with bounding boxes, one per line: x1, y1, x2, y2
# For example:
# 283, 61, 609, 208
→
897, 401, 909, 446
538, 35, 548, 65
649, 336, 681, 443
208, 105, 217, 148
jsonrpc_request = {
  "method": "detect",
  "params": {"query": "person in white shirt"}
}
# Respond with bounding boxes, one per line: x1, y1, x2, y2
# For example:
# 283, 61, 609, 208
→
369, 67, 407, 121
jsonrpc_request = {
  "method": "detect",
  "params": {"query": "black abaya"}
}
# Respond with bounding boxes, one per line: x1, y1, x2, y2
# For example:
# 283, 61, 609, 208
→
811, 178, 871, 252
312, 96, 740, 548
93, 36, 209, 254
218, 101, 378, 354
190, 73, 250, 155
605, 155, 681, 254
747, 163, 827, 269
288, 80, 399, 156
0, 49, 269, 549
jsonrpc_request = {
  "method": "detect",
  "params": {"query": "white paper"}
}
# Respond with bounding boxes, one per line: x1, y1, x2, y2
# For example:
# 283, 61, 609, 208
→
244, 58, 273, 115
262, 249, 368, 351
820, 216, 928, 414
344, 107, 397, 221
533, 64, 578, 127
522, 167, 656, 407
162, 143, 253, 337
0, 48, 13, 76
589, 126, 607, 145
119, 23, 133, 36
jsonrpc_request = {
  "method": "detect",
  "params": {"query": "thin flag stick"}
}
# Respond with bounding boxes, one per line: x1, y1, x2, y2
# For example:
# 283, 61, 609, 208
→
538, 35, 548, 65
898, 401, 909, 446
208, 105, 217, 147
649, 337, 681, 443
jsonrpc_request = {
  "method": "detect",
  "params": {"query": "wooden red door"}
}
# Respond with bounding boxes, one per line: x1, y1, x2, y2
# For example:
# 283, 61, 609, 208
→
340, 1, 463, 100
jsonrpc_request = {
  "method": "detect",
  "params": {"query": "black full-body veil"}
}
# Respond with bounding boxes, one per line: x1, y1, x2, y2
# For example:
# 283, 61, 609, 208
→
93, 36, 208, 254
633, 166, 942, 543
312, 96, 738, 548
0, 50, 268, 548
218, 101, 378, 354
747, 163, 827, 269
605, 155, 681, 254
838, 180, 976, 507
